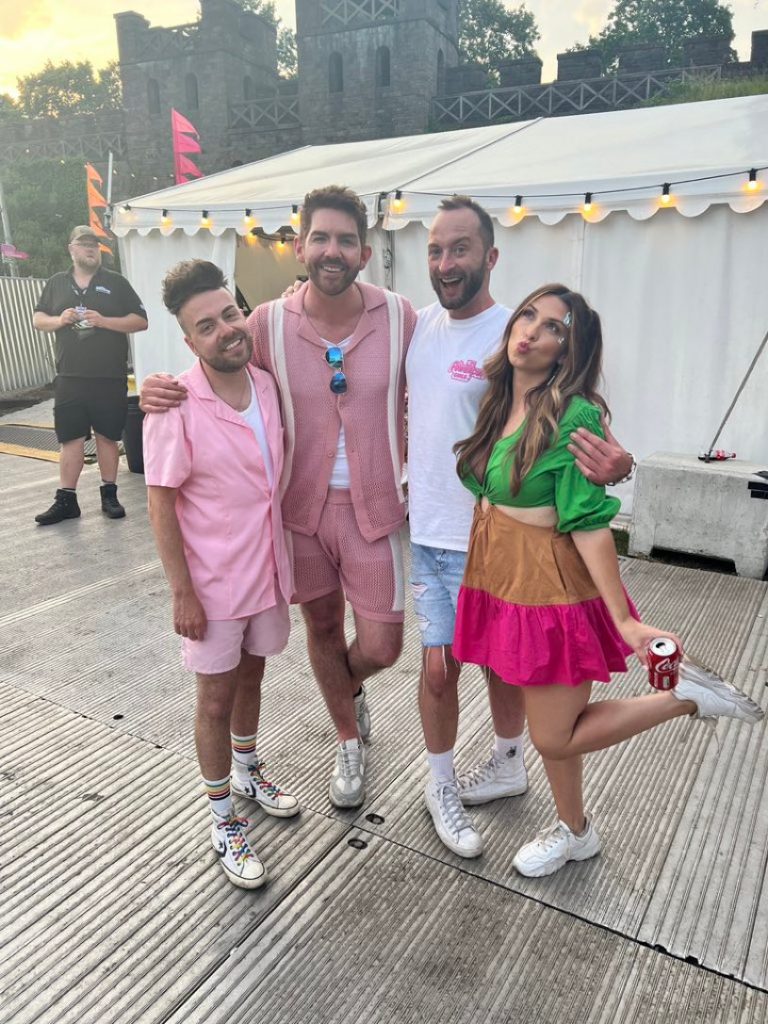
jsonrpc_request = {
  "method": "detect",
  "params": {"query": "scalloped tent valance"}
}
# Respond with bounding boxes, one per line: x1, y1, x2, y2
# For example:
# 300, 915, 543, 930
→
112, 94, 768, 237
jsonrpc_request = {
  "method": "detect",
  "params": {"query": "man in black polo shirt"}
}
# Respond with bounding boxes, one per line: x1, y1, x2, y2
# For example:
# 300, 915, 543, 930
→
32, 225, 149, 525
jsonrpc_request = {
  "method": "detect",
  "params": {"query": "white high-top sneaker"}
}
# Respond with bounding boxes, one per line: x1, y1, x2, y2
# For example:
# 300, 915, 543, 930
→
672, 657, 764, 723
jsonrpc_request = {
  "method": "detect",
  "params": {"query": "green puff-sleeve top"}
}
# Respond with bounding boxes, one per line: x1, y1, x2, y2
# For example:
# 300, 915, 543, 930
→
461, 395, 621, 533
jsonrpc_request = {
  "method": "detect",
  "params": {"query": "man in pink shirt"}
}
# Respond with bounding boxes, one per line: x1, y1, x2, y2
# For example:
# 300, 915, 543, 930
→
248, 187, 417, 808
143, 187, 417, 811
144, 260, 298, 889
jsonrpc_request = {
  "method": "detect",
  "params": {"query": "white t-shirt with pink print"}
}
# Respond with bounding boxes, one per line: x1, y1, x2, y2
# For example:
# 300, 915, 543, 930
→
405, 301, 511, 552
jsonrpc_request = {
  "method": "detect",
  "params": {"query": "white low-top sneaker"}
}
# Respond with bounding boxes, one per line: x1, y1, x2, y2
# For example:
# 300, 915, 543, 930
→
672, 657, 764, 723
354, 686, 371, 742
513, 818, 601, 878
458, 753, 528, 805
210, 813, 267, 889
329, 738, 366, 808
425, 778, 484, 858
231, 760, 300, 818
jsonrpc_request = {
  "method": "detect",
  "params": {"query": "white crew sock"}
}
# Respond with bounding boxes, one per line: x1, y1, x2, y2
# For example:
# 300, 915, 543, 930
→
493, 733, 524, 765
426, 749, 455, 785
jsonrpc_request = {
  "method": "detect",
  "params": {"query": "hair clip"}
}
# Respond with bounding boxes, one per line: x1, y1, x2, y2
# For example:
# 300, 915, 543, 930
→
562, 312, 572, 328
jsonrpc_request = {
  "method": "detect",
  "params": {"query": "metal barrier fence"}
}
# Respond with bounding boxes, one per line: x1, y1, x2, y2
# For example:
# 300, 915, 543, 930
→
0, 275, 53, 395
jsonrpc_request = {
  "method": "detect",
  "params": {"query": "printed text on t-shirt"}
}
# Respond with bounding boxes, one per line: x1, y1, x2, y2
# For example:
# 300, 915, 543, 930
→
449, 359, 486, 382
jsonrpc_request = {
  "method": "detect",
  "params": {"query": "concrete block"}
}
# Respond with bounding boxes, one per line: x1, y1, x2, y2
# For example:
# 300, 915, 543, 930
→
557, 50, 603, 81
445, 64, 487, 92
629, 452, 768, 579
752, 29, 768, 68
497, 57, 542, 87
617, 43, 667, 74
682, 35, 732, 67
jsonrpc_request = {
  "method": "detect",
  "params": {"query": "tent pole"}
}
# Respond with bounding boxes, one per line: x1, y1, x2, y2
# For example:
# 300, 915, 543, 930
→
704, 324, 768, 458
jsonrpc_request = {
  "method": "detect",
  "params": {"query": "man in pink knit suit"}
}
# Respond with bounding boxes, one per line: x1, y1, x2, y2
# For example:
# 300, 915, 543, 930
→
246, 187, 417, 806
142, 187, 417, 808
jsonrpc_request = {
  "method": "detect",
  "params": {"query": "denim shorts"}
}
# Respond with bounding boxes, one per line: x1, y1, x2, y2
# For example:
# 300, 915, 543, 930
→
409, 542, 468, 648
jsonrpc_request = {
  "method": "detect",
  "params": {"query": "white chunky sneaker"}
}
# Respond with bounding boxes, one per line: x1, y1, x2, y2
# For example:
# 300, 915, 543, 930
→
458, 752, 528, 805
425, 778, 484, 858
210, 813, 267, 889
513, 818, 601, 878
354, 686, 371, 742
231, 759, 300, 818
329, 739, 366, 808
672, 657, 764, 723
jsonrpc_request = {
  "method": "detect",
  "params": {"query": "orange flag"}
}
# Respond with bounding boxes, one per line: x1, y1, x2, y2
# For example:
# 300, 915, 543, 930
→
85, 163, 111, 252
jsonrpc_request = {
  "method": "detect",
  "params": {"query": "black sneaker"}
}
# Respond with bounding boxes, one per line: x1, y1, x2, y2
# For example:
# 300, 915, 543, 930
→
35, 489, 81, 526
100, 483, 126, 519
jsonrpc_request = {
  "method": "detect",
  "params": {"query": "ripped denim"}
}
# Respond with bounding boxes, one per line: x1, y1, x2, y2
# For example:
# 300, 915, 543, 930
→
409, 542, 467, 647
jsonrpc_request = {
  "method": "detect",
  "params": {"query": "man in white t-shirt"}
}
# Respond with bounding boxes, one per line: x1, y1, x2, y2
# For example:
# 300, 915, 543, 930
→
407, 196, 633, 857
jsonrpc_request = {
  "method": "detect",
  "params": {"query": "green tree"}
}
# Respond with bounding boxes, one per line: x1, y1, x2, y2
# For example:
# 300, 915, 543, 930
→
97, 62, 123, 109
575, 0, 735, 72
0, 159, 93, 279
0, 93, 23, 123
277, 27, 298, 79
16, 60, 122, 119
233, 0, 278, 20
458, 0, 539, 74
230, 0, 296, 78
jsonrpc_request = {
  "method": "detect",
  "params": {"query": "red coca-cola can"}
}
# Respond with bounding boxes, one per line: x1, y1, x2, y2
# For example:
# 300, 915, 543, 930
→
647, 637, 680, 690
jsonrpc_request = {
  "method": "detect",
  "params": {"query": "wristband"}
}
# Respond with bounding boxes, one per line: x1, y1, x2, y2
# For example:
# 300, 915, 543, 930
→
607, 454, 636, 487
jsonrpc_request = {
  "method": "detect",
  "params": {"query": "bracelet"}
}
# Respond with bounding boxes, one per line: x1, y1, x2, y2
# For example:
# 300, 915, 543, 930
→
607, 454, 636, 487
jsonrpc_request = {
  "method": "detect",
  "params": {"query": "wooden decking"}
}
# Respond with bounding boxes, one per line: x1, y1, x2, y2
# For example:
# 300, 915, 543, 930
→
2, 404, 767, 1024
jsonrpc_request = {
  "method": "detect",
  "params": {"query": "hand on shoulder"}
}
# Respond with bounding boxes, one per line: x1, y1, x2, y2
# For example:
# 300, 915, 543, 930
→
140, 372, 188, 414
566, 402, 633, 487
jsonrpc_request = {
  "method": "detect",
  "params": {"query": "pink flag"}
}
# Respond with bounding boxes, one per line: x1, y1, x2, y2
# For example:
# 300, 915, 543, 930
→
175, 132, 202, 154
171, 110, 199, 136
171, 108, 203, 184
1, 243, 29, 260
177, 154, 204, 179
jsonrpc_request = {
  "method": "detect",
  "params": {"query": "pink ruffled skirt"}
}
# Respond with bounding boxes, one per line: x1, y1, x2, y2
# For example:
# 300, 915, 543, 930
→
452, 504, 637, 687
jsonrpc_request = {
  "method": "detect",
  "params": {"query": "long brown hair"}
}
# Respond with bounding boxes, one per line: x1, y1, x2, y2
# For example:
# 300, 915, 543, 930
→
454, 284, 609, 496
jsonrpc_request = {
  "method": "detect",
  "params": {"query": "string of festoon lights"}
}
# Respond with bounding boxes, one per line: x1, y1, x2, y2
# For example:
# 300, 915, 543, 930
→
114, 167, 764, 244
115, 201, 305, 249
387, 166, 765, 218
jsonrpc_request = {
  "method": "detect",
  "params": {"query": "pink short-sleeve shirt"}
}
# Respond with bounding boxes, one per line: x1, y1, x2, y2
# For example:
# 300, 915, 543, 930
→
143, 361, 293, 621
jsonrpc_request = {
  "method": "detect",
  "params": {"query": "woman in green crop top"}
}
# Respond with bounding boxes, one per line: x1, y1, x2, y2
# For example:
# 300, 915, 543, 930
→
450, 283, 762, 879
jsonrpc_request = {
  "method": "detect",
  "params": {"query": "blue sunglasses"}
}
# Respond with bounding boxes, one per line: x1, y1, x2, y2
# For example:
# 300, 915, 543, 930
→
325, 346, 347, 394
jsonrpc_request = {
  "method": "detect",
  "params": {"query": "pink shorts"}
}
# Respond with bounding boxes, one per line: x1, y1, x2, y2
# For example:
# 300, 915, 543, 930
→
291, 489, 405, 623
182, 595, 290, 675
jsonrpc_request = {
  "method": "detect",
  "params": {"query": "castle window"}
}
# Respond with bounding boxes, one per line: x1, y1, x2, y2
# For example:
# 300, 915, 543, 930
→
147, 78, 160, 115
375, 46, 391, 88
185, 73, 199, 111
329, 52, 344, 93
243, 76, 254, 100
437, 49, 445, 95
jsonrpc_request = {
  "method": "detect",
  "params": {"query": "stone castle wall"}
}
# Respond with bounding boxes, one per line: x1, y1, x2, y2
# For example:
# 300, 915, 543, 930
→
1, 0, 766, 202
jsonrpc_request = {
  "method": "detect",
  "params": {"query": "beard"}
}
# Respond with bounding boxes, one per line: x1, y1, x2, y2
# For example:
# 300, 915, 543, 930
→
200, 330, 253, 373
429, 262, 485, 311
73, 251, 102, 273
305, 256, 361, 297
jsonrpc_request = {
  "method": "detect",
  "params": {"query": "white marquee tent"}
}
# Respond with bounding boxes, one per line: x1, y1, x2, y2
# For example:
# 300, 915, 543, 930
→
114, 95, 768, 510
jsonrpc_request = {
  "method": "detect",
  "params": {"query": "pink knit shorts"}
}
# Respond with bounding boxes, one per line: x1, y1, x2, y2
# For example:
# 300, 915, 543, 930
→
291, 489, 405, 623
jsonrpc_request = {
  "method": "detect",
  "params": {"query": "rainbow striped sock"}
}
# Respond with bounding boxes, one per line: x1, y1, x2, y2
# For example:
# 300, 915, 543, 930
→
203, 775, 232, 819
231, 732, 258, 768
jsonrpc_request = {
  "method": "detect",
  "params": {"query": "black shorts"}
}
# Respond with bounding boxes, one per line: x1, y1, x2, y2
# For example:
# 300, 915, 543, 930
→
54, 377, 128, 444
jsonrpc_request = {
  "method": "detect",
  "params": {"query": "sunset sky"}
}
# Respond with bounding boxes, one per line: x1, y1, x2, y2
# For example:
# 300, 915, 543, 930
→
1, 0, 766, 97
